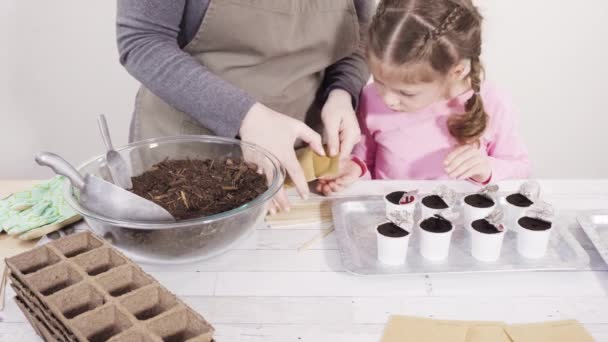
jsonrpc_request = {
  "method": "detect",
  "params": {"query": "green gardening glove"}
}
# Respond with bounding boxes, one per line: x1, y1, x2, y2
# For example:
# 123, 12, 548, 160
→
0, 176, 78, 235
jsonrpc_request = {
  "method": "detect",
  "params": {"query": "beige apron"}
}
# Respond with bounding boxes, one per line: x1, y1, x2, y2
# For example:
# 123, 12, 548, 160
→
131, 0, 360, 141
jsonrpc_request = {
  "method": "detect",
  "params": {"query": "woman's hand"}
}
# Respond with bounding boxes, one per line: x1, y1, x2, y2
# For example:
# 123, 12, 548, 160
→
321, 89, 361, 159
315, 159, 361, 196
240, 103, 325, 213
444, 144, 492, 183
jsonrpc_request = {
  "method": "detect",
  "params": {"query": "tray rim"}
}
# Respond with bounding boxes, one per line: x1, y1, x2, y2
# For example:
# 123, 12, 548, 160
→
332, 196, 590, 276
577, 211, 608, 265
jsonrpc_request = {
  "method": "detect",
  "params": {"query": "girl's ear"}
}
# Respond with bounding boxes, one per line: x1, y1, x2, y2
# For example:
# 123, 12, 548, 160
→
448, 59, 471, 81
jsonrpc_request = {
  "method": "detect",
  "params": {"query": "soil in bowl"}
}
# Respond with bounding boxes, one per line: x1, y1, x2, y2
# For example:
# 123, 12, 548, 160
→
130, 158, 268, 220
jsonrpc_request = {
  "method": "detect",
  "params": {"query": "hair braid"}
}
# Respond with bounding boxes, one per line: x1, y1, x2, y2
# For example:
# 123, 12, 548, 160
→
431, 6, 464, 39
448, 57, 487, 144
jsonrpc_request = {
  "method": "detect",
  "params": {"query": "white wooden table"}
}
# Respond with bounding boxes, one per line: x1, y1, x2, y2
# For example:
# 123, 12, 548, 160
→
1, 180, 608, 341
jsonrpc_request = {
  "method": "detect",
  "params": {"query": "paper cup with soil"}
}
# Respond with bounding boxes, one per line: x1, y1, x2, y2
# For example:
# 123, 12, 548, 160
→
470, 209, 506, 262
463, 185, 499, 229
503, 181, 541, 227
517, 202, 555, 258
420, 185, 457, 219
418, 210, 459, 261
376, 219, 412, 266
384, 190, 418, 220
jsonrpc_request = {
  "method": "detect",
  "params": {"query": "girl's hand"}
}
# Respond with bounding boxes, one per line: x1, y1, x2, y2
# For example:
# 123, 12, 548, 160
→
315, 159, 361, 196
321, 89, 361, 159
240, 103, 325, 213
444, 145, 492, 183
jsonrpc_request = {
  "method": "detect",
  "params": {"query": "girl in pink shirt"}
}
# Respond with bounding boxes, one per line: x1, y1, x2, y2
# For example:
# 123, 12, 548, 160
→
318, 0, 531, 196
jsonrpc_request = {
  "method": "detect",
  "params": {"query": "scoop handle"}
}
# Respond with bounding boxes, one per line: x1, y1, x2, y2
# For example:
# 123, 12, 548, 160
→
35, 152, 86, 190
97, 114, 114, 151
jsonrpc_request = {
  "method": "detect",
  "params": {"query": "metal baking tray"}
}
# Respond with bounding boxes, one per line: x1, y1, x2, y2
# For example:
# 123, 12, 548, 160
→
333, 196, 589, 275
577, 211, 608, 265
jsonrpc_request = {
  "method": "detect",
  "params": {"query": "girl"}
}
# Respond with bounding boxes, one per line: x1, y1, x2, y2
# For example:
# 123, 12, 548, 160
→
318, 0, 531, 195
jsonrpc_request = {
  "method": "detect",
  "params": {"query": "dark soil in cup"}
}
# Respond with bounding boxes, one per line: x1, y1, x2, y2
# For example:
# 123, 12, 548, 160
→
420, 216, 453, 233
464, 194, 494, 208
377, 222, 409, 238
385, 191, 406, 204
130, 158, 268, 220
421, 195, 449, 210
518, 217, 552, 231
471, 219, 502, 234
506, 193, 533, 207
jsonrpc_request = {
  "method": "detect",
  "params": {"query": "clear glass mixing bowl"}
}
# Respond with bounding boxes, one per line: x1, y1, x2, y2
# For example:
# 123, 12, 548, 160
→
63, 135, 284, 264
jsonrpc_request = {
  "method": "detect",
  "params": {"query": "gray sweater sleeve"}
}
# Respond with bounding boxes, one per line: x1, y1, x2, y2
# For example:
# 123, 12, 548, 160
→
117, 0, 371, 137
116, 0, 255, 138
320, 0, 373, 110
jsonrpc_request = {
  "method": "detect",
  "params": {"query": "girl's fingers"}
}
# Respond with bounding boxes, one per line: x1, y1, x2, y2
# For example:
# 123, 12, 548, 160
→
334, 176, 351, 187
329, 182, 340, 192
457, 165, 484, 181
450, 158, 482, 179
445, 148, 478, 173
444, 145, 471, 165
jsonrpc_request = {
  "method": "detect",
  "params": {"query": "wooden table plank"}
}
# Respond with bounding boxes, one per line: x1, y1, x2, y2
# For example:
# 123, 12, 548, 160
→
1, 322, 608, 342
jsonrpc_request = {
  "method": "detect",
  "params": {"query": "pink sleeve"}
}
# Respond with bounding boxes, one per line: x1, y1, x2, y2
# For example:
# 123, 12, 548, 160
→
485, 94, 532, 181
351, 90, 377, 180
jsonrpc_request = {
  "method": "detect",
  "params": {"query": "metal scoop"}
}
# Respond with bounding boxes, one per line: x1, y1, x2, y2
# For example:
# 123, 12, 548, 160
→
97, 114, 133, 189
35, 152, 175, 222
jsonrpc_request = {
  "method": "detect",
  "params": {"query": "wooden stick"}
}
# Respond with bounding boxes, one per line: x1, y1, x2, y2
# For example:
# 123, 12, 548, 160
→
0, 265, 8, 311
297, 226, 335, 252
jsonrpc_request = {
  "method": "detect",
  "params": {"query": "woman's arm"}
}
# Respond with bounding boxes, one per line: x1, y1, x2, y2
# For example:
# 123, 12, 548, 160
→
116, 0, 255, 137
320, 0, 372, 109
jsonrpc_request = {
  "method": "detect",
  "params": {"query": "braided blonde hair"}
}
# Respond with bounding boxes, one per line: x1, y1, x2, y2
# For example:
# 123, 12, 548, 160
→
369, 0, 487, 144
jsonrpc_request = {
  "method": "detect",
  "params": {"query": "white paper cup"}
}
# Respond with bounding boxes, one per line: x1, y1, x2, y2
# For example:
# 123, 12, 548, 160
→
470, 221, 505, 262
516, 218, 553, 258
463, 195, 496, 229
419, 220, 454, 261
384, 194, 416, 219
376, 223, 411, 265
420, 204, 449, 220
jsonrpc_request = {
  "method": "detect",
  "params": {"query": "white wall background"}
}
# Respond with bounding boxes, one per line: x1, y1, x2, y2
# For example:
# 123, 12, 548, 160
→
1, 0, 607, 179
